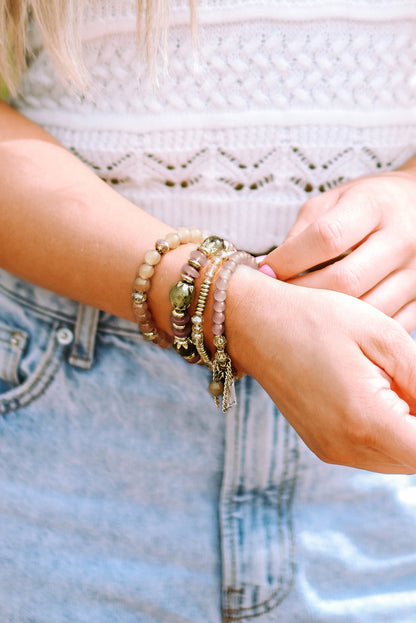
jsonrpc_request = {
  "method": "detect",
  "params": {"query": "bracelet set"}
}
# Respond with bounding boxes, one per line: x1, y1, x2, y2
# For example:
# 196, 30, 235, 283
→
131, 229, 258, 412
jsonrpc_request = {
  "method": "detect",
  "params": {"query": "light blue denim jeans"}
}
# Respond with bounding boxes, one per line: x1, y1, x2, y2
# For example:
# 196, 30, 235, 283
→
1, 267, 416, 623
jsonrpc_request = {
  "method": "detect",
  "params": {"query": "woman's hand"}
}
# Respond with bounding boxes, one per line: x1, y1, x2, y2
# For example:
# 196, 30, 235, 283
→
226, 268, 416, 474
261, 162, 416, 332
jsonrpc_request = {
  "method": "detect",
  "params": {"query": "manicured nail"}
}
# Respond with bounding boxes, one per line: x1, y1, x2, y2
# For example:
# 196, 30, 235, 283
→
259, 264, 277, 279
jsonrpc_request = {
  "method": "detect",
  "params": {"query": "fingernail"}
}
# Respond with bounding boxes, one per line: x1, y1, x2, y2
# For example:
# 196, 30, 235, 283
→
259, 264, 277, 279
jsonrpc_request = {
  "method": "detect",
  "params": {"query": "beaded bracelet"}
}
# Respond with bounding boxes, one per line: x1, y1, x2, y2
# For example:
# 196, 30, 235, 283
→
191, 250, 233, 368
131, 227, 205, 347
169, 236, 236, 363
210, 250, 259, 412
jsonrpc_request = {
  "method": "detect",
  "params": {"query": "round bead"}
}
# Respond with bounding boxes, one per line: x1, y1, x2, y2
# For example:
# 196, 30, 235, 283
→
219, 267, 232, 279
144, 248, 161, 266
213, 300, 226, 312
212, 311, 225, 324
212, 323, 224, 336
190, 227, 204, 243
165, 232, 181, 249
199, 236, 225, 257
216, 278, 229, 291
225, 260, 237, 272
138, 263, 155, 279
208, 380, 224, 397
155, 239, 170, 254
134, 276, 150, 292
169, 281, 195, 310
177, 227, 191, 243
213, 289, 227, 302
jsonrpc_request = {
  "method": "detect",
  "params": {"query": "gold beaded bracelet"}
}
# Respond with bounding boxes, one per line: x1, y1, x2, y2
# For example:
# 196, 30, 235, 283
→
131, 227, 206, 347
169, 235, 236, 362
190, 250, 234, 368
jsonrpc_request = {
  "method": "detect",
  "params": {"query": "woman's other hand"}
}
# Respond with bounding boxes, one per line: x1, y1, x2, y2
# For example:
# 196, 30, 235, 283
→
261, 160, 416, 332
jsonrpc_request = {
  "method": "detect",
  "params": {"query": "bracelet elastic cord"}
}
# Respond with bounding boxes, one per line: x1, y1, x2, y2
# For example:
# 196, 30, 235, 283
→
131, 227, 205, 347
210, 250, 259, 412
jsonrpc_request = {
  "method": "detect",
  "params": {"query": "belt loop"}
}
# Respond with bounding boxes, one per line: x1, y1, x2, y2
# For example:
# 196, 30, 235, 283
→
68, 303, 100, 370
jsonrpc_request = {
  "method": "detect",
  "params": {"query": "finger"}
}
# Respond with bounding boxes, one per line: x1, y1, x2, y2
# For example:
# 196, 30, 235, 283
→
393, 300, 416, 334
362, 269, 416, 318
361, 317, 416, 443
263, 190, 380, 280
349, 365, 416, 471
372, 406, 416, 472
285, 189, 340, 240
287, 230, 406, 298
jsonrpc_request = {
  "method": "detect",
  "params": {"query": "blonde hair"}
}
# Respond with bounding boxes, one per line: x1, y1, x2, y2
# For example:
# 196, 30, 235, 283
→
0, 0, 197, 95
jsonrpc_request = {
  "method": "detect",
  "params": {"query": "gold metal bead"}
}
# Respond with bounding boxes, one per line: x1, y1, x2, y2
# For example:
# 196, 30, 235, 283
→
208, 380, 224, 397
132, 291, 148, 304
180, 274, 195, 285
188, 258, 202, 270
142, 331, 156, 341
155, 239, 170, 255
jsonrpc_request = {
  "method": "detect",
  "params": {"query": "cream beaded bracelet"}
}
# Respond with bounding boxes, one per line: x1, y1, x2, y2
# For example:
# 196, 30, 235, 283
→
131, 227, 205, 347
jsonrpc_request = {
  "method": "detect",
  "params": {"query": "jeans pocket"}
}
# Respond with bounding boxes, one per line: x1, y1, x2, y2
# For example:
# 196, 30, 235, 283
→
0, 322, 29, 392
0, 317, 73, 418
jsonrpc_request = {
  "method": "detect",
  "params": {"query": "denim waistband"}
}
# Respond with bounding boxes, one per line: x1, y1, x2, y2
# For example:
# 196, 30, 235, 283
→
0, 269, 140, 370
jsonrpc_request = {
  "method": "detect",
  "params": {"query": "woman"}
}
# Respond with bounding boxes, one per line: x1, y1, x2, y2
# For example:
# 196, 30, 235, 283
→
1, 1, 416, 621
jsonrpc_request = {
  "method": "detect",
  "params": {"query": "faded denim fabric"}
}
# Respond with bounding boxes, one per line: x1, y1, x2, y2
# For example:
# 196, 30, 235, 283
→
1, 267, 416, 623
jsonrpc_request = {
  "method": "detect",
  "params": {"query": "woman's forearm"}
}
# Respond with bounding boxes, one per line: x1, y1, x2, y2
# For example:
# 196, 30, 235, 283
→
0, 101, 192, 326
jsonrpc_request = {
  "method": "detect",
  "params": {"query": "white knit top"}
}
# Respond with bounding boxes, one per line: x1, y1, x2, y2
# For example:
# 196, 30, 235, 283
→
13, 0, 416, 253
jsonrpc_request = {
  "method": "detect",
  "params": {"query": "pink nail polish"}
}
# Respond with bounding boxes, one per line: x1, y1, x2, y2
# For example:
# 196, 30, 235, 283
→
259, 264, 277, 279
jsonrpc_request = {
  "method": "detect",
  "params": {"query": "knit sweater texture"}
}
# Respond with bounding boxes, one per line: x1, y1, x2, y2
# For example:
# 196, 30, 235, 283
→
13, 0, 416, 253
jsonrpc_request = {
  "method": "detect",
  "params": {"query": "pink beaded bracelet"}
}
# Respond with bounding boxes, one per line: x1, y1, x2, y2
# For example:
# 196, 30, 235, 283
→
131, 227, 206, 347
210, 250, 259, 412
190, 249, 234, 368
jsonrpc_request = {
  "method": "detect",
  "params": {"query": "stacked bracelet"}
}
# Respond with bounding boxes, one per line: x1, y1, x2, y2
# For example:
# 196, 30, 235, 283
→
191, 250, 233, 368
169, 236, 236, 363
210, 250, 259, 412
131, 227, 205, 347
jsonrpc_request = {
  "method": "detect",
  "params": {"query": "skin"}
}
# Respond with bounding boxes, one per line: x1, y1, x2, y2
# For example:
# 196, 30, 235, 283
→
2, 100, 416, 473
262, 159, 416, 332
